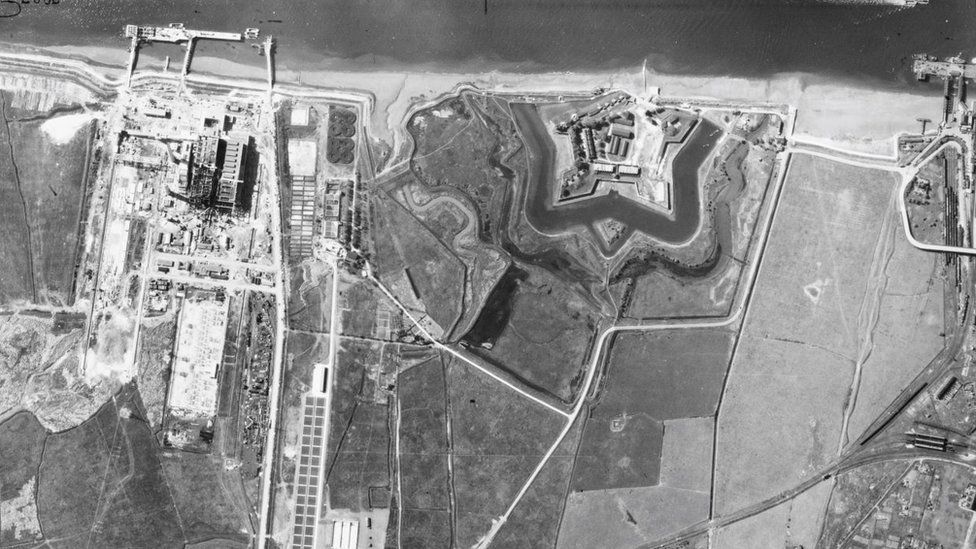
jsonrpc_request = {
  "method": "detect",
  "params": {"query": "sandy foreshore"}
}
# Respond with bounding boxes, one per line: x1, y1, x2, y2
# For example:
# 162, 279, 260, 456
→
0, 40, 943, 158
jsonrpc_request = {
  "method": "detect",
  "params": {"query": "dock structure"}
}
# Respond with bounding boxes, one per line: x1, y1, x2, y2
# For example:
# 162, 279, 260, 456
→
126, 35, 139, 88
264, 35, 275, 98
124, 25, 243, 43
181, 37, 196, 82
123, 24, 251, 87
914, 56, 976, 81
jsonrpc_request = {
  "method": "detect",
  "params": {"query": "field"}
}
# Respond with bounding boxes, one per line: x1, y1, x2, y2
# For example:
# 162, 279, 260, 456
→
393, 177, 510, 339
469, 262, 599, 402
558, 485, 708, 549
0, 411, 46, 545
0, 96, 93, 306
659, 416, 713, 493
572, 329, 733, 491
339, 267, 405, 343
136, 317, 177, 432
398, 353, 452, 548
287, 261, 333, 333
622, 260, 741, 319
490, 417, 583, 549
325, 338, 392, 511
158, 451, 253, 545
844, 223, 945, 443
37, 385, 186, 548
712, 480, 831, 549
372, 192, 465, 333
445, 357, 565, 547
714, 155, 899, 515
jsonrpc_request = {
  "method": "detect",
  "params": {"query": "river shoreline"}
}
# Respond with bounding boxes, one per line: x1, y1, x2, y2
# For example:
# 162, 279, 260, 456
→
0, 38, 945, 158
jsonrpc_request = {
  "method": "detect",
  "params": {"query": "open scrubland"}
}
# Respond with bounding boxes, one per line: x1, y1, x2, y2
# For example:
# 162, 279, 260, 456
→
714, 155, 900, 515
136, 317, 177, 432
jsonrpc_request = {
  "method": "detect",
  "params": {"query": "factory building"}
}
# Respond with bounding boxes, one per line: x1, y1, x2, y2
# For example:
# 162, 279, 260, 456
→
168, 298, 229, 417
618, 164, 641, 177
216, 135, 248, 212
609, 122, 634, 139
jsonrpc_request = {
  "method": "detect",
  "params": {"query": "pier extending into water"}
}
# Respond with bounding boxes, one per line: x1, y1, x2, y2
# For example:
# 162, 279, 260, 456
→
123, 24, 258, 88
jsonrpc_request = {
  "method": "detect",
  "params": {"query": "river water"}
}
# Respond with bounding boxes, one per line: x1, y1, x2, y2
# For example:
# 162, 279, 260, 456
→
2, 0, 975, 88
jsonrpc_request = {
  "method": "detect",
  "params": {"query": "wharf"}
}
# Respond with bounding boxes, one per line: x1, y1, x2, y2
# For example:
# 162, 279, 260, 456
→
914, 57, 976, 80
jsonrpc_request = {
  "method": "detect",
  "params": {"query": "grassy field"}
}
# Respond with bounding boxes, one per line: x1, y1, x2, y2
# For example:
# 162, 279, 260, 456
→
339, 273, 403, 341
741, 154, 899, 356
490, 417, 582, 549
0, 96, 94, 306
658, 416, 713, 493
324, 339, 392, 512
573, 330, 734, 493
599, 329, 734, 420
712, 480, 831, 549
0, 411, 46, 545
158, 451, 252, 545
37, 385, 186, 548
397, 354, 452, 548
558, 485, 709, 549
845, 225, 945, 443
471, 262, 599, 402
715, 155, 899, 516
572, 414, 663, 492
573, 328, 731, 491
446, 357, 564, 547
623, 260, 741, 319
372, 193, 465, 333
